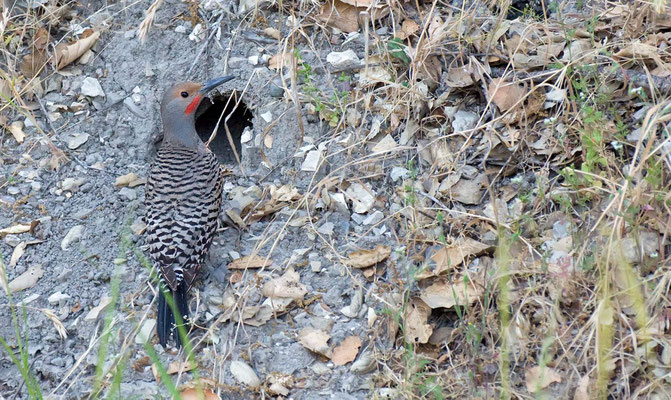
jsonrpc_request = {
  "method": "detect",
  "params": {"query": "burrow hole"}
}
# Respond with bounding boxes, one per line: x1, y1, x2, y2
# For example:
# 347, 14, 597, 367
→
195, 91, 253, 165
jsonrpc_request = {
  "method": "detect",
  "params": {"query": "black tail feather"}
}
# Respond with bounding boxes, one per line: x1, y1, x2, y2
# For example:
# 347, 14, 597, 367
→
156, 282, 190, 347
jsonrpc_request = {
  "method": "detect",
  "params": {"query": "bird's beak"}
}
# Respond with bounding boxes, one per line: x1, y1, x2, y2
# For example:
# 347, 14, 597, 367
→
200, 76, 235, 94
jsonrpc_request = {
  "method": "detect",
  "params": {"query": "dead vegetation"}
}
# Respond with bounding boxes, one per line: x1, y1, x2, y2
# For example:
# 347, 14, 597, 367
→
3, 0, 671, 398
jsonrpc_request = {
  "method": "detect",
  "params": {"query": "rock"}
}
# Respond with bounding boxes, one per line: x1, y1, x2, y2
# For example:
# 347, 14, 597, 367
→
451, 110, 478, 132
390, 167, 409, 182
230, 360, 261, 388
66, 133, 89, 150
48, 291, 71, 305
123, 97, 145, 118
269, 78, 284, 97
363, 210, 384, 225
62, 177, 85, 192
135, 319, 156, 344
341, 290, 363, 318
80, 77, 105, 97
326, 50, 360, 70
317, 221, 334, 235
248, 55, 259, 65
118, 187, 137, 201
61, 225, 84, 250
301, 150, 322, 172
345, 182, 375, 213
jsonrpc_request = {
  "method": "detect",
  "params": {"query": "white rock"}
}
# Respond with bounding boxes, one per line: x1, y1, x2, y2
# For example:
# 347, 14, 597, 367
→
326, 49, 360, 70
61, 225, 84, 250
317, 222, 334, 235
248, 55, 259, 65
310, 260, 322, 272
301, 150, 322, 172
175, 25, 187, 34
118, 187, 137, 201
329, 192, 348, 214
230, 360, 261, 388
240, 127, 253, 143
62, 177, 85, 192
260, 111, 273, 122
363, 210, 384, 225
80, 77, 105, 97
452, 110, 479, 132
345, 182, 375, 214
390, 167, 409, 182
85, 296, 112, 321
48, 291, 71, 305
67, 133, 89, 150
135, 319, 157, 344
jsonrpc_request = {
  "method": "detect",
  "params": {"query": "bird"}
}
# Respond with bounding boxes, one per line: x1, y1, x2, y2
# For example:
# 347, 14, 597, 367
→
145, 76, 234, 347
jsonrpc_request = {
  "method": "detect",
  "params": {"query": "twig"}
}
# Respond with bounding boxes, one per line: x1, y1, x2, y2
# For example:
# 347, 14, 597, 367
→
35, 96, 90, 173
187, 13, 224, 79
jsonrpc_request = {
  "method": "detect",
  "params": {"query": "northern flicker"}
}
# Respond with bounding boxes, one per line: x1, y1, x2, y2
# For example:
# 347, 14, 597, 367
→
145, 76, 234, 346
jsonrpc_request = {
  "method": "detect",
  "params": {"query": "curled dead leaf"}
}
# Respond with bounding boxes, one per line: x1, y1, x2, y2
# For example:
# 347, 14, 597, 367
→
262, 268, 307, 300
404, 298, 433, 344
420, 276, 483, 309
8, 266, 44, 293
346, 244, 391, 268
298, 327, 332, 358
488, 78, 528, 112
228, 254, 272, 270
525, 365, 562, 393
54, 30, 101, 70
332, 335, 362, 366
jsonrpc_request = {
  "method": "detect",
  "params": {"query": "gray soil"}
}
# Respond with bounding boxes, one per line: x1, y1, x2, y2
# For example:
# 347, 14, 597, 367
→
0, 1, 395, 399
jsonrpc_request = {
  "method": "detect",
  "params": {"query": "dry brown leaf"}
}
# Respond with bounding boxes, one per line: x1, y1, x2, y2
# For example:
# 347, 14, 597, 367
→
262, 268, 307, 300
114, 172, 140, 187
228, 255, 272, 270
7, 121, 25, 144
525, 365, 562, 393
317, 0, 359, 33
399, 19, 419, 39
346, 245, 391, 268
263, 27, 281, 40
298, 327, 332, 357
420, 276, 483, 309
430, 238, 490, 275
488, 78, 528, 112
574, 374, 590, 400
54, 30, 101, 70
180, 388, 220, 400
8, 266, 44, 293
404, 298, 433, 344
9, 241, 27, 267
167, 360, 195, 375
269, 52, 296, 70
332, 335, 362, 366
0, 223, 32, 236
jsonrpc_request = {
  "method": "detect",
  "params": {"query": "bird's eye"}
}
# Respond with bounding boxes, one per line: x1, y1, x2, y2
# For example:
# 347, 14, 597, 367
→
180, 91, 189, 98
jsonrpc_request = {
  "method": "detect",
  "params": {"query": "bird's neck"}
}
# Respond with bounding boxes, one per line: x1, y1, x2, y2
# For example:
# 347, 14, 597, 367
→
161, 114, 202, 150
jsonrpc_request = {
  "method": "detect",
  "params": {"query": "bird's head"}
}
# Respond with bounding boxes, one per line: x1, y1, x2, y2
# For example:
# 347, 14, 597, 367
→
159, 76, 234, 147
160, 76, 235, 119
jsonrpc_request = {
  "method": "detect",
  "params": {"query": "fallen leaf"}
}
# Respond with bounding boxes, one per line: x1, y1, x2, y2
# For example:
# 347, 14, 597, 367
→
132, 356, 151, 372
9, 241, 27, 267
430, 238, 490, 275
180, 388, 220, 400
167, 360, 195, 375
298, 327, 332, 357
262, 268, 307, 299
269, 51, 296, 70
263, 27, 281, 40
84, 296, 112, 321
525, 365, 562, 393
420, 277, 483, 309
332, 335, 362, 366
317, 0, 359, 33
346, 245, 391, 268
488, 78, 528, 112
574, 374, 590, 400
228, 255, 272, 270
8, 266, 44, 293
404, 298, 433, 344
399, 19, 419, 39
230, 360, 261, 388
114, 172, 140, 187
7, 121, 25, 144
54, 30, 101, 70
0, 223, 33, 236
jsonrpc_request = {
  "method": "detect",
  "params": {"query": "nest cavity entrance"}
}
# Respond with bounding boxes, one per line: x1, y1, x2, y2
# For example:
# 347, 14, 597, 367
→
195, 91, 253, 165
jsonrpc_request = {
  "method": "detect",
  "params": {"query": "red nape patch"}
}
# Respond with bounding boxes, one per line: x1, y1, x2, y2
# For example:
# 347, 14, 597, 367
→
185, 94, 202, 115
